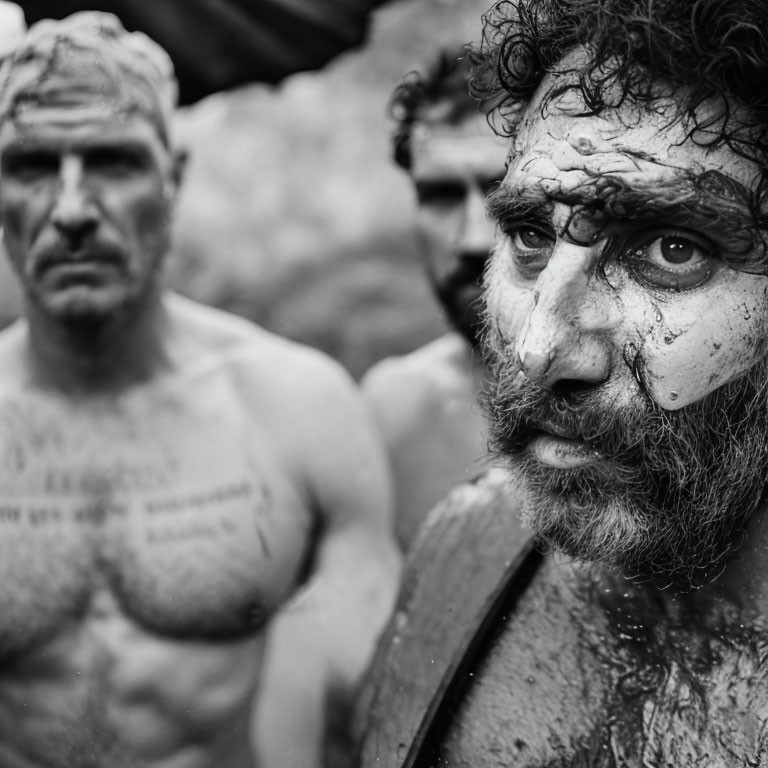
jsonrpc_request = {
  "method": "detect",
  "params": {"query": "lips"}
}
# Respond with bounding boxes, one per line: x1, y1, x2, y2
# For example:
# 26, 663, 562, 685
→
35, 251, 122, 279
529, 422, 604, 468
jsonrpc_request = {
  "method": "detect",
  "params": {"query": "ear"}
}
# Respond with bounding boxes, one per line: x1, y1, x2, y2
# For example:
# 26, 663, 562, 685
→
172, 146, 188, 188
165, 146, 189, 203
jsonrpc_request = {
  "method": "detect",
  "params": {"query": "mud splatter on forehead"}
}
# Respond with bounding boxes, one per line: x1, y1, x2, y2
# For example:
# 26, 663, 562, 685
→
0, 11, 177, 145
493, 73, 768, 272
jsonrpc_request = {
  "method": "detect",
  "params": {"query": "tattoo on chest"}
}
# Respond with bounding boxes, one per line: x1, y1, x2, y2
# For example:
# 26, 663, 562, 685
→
43, 464, 171, 495
0, 402, 289, 564
0, 473, 274, 548
142, 481, 272, 548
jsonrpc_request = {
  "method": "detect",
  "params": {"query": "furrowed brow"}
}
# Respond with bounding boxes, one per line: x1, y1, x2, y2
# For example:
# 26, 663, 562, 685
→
489, 169, 765, 267
593, 170, 763, 262
590, 171, 751, 220
486, 184, 551, 224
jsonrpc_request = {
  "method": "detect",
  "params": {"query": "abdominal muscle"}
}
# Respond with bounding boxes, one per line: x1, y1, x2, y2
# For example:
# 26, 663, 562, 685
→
0, 601, 266, 768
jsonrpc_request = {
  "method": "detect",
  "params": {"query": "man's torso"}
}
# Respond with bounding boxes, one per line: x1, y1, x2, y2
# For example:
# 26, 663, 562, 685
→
436, 554, 768, 767
0, 312, 315, 767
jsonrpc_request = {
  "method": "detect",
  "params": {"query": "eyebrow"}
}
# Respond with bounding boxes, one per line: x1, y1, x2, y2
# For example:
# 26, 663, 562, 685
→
486, 189, 550, 224
487, 169, 764, 266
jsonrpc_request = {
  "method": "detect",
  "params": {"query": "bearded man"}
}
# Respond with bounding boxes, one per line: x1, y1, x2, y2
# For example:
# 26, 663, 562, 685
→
0, 12, 399, 768
356, 0, 768, 764
362, 50, 507, 549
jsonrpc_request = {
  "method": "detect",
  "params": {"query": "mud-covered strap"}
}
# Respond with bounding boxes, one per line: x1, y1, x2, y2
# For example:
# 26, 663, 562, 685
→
354, 469, 541, 768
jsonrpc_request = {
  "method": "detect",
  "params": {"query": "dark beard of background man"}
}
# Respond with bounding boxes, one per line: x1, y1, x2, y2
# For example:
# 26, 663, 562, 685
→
430, 257, 485, 348
482, 323, 768, 591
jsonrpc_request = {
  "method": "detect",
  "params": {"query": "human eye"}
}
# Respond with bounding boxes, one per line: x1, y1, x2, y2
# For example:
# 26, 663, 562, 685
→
627, 229, 715, 290
501, 221, 556, 279
415, 180, 466, 208
2, 149, 59, 181
84, 146, 147, 176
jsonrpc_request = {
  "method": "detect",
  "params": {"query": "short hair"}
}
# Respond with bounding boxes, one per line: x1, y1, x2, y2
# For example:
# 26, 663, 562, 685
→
389, 46, 481, 171
471, 0, 768, 250
0, 11, 177, 145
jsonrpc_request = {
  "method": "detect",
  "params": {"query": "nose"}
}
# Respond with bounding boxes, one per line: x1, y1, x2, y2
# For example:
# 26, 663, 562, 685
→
51, 155, 98, 243
458, 182, 495, 259
517, 242, 617, 393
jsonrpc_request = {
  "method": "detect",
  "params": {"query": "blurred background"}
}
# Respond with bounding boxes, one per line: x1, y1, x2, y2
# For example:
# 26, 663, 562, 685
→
1, 0, 493, 379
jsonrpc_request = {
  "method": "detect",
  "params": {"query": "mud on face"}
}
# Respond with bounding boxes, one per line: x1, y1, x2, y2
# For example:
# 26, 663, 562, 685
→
482, 330, 768, 589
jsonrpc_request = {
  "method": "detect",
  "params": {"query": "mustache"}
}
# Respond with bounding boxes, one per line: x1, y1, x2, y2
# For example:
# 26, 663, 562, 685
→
481, 324, 768, 588
32, 241, 127, 277
482, 359, 651, 460
482, 338, 768, 482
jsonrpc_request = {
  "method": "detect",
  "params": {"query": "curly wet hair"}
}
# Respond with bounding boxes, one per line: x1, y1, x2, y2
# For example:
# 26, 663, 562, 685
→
471, 0, 768, 229
389, 47, 480, 170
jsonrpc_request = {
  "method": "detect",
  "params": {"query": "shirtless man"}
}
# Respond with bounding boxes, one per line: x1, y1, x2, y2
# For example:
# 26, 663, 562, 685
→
357, 0, 768, 764
0, 13, 399, 768
361, 50, 507, 549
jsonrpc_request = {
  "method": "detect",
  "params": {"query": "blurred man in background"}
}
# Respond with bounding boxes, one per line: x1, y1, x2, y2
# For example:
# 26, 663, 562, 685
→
362, 49, 508, 549
0, 12, 399, 767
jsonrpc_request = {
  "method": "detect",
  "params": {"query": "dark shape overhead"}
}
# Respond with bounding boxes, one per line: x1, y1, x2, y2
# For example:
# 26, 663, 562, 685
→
17, 0, 392, 104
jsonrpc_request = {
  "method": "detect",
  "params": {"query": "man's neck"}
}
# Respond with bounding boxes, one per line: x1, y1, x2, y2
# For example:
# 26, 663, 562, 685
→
629, 498, 768, 633
24, 288, 172, 393
696, 498, 768, 628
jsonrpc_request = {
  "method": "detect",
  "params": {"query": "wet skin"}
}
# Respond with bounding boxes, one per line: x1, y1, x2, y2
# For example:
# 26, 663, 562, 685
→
439, 550, 768, 767
485, 88, 768, 419
457, 70, 768, 765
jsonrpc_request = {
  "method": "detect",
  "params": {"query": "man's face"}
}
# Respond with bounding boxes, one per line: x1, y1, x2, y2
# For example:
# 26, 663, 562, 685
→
484, 79, 768, 587
0, 105, 179, 326
410, 110, 507, 344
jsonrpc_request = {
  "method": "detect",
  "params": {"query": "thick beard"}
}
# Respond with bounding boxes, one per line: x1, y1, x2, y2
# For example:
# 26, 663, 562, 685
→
429, 258, 485, 348
482, 328, 768, 591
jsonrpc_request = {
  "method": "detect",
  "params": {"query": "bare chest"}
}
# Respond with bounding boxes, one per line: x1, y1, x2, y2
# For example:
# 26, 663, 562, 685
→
0, 393, 312, 656
439, 560, 768, 767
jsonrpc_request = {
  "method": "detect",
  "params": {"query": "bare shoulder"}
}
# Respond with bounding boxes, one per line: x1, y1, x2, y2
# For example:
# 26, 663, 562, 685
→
361, 333, 478, 431
167, 294, 356, 400
168, 295, 389, 514
167, 293, 298, 361
362, 333, 474, 399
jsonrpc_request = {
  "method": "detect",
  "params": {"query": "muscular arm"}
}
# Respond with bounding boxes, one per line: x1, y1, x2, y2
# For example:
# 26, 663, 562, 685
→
252, 352, 401, 768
